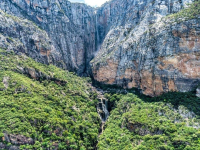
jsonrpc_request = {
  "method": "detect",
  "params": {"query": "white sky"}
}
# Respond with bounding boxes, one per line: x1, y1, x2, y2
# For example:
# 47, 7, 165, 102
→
69, 0, 108, 7
85, 0, 108, 6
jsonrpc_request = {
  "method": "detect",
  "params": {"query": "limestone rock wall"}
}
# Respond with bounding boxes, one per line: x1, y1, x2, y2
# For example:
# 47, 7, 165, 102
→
91, 0, 199, 96
0, 9, 59, 65
95, 0, 193, 46
0, 0, 96, 74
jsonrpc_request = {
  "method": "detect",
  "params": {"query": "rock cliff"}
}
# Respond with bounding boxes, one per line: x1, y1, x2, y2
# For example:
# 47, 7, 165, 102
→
91, 0, 200, 96
0, 0, 96, 75
0, 9, 60, 65
0, 0, 199, 96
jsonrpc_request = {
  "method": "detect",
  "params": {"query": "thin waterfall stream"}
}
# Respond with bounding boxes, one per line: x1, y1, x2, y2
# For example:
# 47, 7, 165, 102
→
94, 87, 109, 136
95, 10, 100, 51
97, 98, 109, 122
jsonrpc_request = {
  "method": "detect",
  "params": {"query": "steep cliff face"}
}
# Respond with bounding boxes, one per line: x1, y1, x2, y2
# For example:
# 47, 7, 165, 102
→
0, 9, 59, 65
95, 0, 192, 46
91, 0, 200, 96
0, 0, 199, 96
0, 0, 96, 74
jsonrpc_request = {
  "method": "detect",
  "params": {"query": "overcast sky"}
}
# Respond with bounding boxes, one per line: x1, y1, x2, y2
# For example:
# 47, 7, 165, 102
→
69, 0, 108, 7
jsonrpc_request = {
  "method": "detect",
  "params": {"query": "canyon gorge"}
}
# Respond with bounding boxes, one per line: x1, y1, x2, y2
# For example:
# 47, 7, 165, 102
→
0, 0, 199, 96
0, 0, 200, 149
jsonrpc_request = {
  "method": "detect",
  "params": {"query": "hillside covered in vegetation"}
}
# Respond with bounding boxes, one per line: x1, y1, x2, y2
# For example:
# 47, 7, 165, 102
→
98, 93, 200, 150
0, 49, 101, 149
0, 0, 200, 150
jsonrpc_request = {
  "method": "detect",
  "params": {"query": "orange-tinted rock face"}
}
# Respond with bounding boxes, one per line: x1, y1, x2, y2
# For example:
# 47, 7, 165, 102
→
92, 52, 200, 96
172, 29, 200, 50
158, 52, 200, 80
140, 71, 154, 96
168, 79, 176, 92
124, 69, 138, 88
93, 59, 118, 84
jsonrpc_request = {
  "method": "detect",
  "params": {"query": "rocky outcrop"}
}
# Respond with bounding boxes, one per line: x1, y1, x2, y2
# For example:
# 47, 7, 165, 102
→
16, 66, 67, 85
0, 143, 19, 150
127, 122, 163, 136
2, 76, 9, 89
2, 133, 34, 145
0, 0, 96, 74
0, 9, 59, 65
91, 0, 200, 96
0, 133, 34, 150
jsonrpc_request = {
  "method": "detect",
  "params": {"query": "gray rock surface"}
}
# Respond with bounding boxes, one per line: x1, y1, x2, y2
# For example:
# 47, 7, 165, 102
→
0, 9, 60, 66
0, 0, 96, 75
91, 0, 200, 96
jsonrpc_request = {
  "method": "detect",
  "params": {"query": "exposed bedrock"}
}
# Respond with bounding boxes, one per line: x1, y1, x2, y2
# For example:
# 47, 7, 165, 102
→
0, 0, 96, 75
91, 0, 200, 96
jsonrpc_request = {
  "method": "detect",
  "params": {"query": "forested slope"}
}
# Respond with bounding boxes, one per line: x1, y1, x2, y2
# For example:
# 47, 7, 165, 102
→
98, 92, 200, 150
0, 49, 100, 149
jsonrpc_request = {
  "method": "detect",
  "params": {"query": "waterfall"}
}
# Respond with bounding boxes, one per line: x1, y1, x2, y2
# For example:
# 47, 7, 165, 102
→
97, 98, 109, 122
95, 10, 100, 51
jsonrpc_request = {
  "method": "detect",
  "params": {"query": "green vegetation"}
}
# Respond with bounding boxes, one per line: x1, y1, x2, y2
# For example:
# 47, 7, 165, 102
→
140, 91, 200, 116
168, 1, 200, 22
0, 49, 100, 149
98, 93, 200, 150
